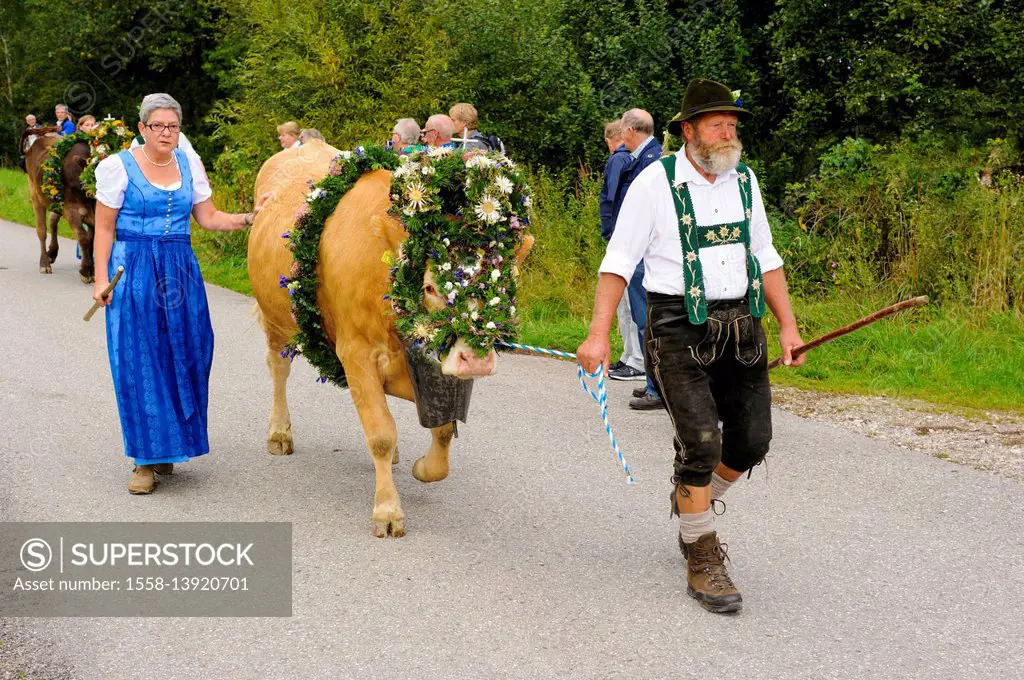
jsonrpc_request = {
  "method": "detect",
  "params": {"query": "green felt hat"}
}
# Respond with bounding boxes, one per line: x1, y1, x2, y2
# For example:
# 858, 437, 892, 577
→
666, 78, 751, 137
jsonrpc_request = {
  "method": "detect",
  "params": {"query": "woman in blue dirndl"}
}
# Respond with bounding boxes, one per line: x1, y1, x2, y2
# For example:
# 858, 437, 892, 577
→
92, 93, 270, 494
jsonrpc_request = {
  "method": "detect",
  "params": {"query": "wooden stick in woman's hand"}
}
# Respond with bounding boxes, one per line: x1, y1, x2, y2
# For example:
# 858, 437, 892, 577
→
768, 296, 929, 370
83, 266, 125, 321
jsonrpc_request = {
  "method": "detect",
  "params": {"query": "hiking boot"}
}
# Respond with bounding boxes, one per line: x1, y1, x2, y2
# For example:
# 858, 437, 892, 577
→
128, 466, 156, 495
151, 463, 174, 475
629, 392, 663, 410
683, 531, 742, 613
609, 364, 645, 381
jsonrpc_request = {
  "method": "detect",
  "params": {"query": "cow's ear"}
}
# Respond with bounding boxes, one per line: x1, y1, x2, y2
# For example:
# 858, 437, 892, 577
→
514, 234, 534, 272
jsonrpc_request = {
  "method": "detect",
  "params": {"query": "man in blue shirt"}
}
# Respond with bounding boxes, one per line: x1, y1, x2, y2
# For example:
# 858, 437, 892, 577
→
599, 120, 645, 380
611, 109, 664, 410
55, 104, 75, 136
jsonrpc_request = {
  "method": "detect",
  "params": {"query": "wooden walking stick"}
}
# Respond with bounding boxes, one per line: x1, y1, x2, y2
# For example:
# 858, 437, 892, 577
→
83, 266, 124, 322
768, 295, 929, 369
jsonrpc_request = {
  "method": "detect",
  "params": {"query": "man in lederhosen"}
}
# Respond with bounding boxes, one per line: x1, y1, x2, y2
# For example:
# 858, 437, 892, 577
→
577, 79, 806, 614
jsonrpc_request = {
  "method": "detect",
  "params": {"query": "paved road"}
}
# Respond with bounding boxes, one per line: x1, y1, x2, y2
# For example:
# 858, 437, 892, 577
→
1, 218, 1022, 680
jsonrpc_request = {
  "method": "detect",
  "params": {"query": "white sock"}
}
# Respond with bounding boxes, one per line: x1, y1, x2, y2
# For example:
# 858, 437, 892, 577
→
711, 472, 735, 501
678, 508, 715, 544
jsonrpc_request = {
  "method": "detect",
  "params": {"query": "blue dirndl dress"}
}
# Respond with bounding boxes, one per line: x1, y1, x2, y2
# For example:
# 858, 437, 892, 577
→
105, 149, 214, 466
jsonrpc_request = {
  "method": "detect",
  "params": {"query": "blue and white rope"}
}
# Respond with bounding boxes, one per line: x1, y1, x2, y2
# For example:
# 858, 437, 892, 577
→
496, 341, 637, 484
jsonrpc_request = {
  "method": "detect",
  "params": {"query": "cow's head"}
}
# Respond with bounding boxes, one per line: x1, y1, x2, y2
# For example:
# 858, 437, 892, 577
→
387, 148, 535, 379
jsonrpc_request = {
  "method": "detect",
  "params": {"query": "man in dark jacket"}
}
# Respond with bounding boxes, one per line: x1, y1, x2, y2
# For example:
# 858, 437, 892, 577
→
599, 120, 645, 378
611, 109, 664, 410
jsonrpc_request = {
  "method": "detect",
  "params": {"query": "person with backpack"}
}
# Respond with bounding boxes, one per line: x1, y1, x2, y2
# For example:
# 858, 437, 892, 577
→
450, 103, 504, 153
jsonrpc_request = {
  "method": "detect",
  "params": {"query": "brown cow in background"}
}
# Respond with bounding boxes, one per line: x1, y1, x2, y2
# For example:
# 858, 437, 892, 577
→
21, 127, 98, 283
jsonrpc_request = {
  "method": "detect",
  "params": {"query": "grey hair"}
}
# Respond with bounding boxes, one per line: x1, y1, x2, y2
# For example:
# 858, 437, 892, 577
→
55, 104, 68, 113
392, 118, 420, 144
621, 108, 654, 136
299, 128, 324, 143
139, 93, 182, 124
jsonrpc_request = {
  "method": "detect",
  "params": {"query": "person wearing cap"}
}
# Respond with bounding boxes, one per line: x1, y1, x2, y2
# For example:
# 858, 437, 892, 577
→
576, 79, 805, 614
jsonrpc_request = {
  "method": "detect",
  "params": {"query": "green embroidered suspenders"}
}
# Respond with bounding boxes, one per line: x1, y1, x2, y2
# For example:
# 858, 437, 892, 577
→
659, 156, 766, 324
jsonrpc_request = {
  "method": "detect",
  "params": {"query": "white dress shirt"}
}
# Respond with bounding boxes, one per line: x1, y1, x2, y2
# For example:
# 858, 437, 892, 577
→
599, 147, 783, 299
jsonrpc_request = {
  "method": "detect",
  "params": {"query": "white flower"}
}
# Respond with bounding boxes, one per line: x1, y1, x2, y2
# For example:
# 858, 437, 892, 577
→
501, 156, 517, 169
340, 150, 353, 159
488, 297, 501, 306
393, 164, 412, 178
96, 144, 108, 155
522, 195, 532, 208
405, 182, 429, 210
510, 305, 516, 315
488, 241, 496, 247
466, 155, 496, 169
421, 166, 436, 176
485, 322, 497, 330
491, 269, 501, 281
115, 128, 125, 137
470, 311, 479, 321
442, 238, 450, 246
305, 187, 325, 203
474, 195, 503, 223
494, 176, 514, 194
445, 281, 454, 290
428, 145, 453, 158
441, 262, 452, 271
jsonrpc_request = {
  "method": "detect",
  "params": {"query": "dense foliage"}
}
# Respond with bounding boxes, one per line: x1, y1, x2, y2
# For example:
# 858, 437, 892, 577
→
2, 0, 1022, 312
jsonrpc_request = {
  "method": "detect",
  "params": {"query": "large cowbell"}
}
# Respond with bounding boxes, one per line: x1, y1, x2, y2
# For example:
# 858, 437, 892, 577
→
405, 343, 474, 429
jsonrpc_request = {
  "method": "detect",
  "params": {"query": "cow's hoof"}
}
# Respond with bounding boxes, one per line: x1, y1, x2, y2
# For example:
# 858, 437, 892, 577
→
47, 249, 58, 263
412, 456, 449, 483
80, 273, 95, 284
267, 431, 294, 455
371, 508, 405, 538
392, 447, 399, 465
39, 265, 52, 274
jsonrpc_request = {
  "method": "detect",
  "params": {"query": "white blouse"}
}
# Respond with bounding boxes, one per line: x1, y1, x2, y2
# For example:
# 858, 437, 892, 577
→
95, 148, 213, 210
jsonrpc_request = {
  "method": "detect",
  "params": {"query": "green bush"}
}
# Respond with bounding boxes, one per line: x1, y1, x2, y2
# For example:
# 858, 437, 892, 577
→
788, 136, 1024, 311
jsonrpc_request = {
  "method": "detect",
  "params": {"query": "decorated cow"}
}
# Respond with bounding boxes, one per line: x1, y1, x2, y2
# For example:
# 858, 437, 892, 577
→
248, 141, 533, 537
24, 120, 135, 282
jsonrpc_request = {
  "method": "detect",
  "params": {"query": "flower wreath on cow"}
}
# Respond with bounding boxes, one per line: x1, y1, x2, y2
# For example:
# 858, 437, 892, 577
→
40, 119, 135, 214
278, 144, 532, 419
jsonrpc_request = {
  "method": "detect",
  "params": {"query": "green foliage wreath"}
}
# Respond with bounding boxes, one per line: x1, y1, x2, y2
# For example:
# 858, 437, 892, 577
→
39, 119, 135, 215
278, 144, 533, 388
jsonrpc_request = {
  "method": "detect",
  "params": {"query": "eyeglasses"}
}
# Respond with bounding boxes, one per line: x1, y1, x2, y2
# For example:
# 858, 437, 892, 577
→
146, 123, 181, 133
421, 128, 437, 137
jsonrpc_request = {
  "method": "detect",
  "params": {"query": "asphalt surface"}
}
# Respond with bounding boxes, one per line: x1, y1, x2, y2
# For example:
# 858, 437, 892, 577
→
1, 218, 1022, 680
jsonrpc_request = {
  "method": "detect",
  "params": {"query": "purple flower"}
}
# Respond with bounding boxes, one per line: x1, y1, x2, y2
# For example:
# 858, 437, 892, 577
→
281, 231, 291, 239
279, 275, 289, 288
735, 98, 744, 108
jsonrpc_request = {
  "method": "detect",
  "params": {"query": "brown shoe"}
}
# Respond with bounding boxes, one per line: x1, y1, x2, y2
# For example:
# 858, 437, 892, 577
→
151, 463, 174, 475
128, 466, 156, 495
683, 531, 743, 613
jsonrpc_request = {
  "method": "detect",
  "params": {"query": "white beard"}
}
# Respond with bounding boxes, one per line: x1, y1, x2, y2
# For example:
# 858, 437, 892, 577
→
692, 139, 743, 175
